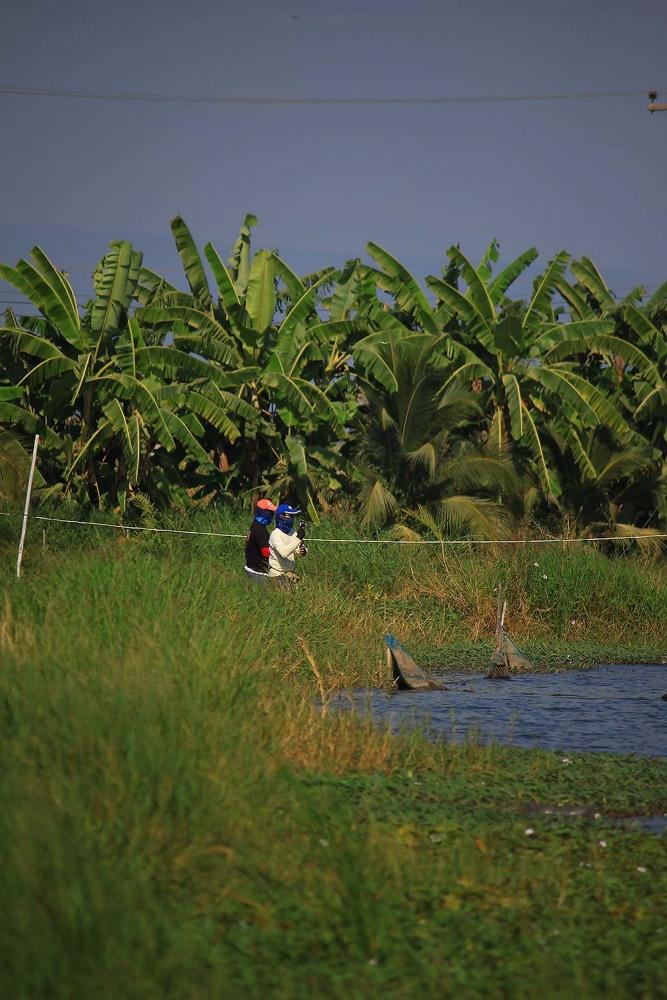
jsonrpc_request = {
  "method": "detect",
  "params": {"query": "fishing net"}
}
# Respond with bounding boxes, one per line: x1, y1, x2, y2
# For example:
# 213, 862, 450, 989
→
487, 631, 534, 678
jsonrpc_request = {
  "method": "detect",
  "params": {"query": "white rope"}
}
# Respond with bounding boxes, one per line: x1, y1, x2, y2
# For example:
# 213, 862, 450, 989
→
1, 509, 665, 546
0, 511, 245, 539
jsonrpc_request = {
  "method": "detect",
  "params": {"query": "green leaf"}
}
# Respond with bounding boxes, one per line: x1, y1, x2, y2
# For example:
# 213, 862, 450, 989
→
0, 262, 85, 350
425, 276, 494, 347
203, 242, 241, 312
328, 261, 362, 321
502, 373, 524, 440
95, 373, 175, 451
0, 327, 73, 362
170, 216, 212, 307
477, 239, 500, 283
102, 398, 139, 481
245, 249, 276, 332
366, 242, 438, 334
285, 434, 308, 479
276, 274, 329, 339
624, 305, 666, 356
135, 346, 255, 390
228, 214, 258, 296
0, 387, 25, 401
552, 278, 593, 321
90, 241, 142, 346
353, 333, 400, 393
161, 410, 212, 466
446, 246, 495, 327
535, 318, 615, 353
520, 405, 555, 499
570, 257, 616, 312
527, 366, 630, 434
272, 254, 306, 303
645, 279, 667, 311
543, 330, 661, 385
30, 247, 80, 326
522, 251, 570, 331
488, 247, 539, 303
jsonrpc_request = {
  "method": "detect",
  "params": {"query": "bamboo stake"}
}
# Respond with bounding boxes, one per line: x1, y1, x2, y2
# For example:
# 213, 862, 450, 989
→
299, 637, 329, 716
16, 434, 40, 579
495, 591, 507, 650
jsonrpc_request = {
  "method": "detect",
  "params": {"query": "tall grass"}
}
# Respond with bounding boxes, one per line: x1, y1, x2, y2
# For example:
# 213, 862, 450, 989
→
0, 529, 666, 997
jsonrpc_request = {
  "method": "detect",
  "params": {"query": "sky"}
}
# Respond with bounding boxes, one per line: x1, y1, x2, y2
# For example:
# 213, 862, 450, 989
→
1, 0, 666, 309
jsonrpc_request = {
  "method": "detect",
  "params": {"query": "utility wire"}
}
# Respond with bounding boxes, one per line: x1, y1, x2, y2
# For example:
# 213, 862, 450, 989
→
0, 85, 662, 106
0, 511, 665, 546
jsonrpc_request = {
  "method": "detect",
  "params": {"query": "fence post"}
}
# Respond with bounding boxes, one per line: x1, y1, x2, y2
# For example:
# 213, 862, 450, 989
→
16, 434, 40, 579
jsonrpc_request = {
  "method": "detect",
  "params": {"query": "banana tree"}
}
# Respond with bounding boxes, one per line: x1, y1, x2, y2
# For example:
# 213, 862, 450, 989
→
137, 216, 364, 503
0, 242, 243, 507
621, 306, 667, 518
552, 256, 661, 400
541, 420, 666, 546
425, 246, 641, 500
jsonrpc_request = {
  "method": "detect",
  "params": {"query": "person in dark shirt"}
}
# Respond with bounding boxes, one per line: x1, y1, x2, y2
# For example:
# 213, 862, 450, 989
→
244, 498, 277, 582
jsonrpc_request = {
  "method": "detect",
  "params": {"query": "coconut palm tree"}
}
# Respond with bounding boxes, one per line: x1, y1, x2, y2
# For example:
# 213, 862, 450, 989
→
351, 324, 516, 532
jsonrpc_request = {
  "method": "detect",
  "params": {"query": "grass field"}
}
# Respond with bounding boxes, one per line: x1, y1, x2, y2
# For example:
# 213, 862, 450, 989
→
1, 512, 666, 997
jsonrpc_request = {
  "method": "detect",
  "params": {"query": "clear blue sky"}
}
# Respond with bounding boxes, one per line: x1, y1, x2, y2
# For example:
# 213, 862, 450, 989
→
1, 0, 666, 306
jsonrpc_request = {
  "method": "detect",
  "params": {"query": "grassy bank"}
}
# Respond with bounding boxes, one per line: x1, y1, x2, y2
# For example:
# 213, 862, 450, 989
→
0, 520, 666, 997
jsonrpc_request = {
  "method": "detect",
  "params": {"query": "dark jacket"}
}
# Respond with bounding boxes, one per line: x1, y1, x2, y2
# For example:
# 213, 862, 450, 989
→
245, 520, 271, 573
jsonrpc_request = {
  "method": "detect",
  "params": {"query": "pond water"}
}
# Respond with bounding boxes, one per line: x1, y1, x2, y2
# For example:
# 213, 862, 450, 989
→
331, 663, 667, 758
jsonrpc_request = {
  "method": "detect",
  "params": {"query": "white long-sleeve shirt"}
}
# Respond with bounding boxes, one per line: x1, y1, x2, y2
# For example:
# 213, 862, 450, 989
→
268, 527, 304, 577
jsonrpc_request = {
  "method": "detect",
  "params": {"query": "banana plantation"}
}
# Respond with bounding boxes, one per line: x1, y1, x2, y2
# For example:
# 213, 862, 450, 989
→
1, 216, 665, 541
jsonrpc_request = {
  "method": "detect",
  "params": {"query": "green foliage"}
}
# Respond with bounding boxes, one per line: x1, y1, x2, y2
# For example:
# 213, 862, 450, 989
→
0, 221, 666, 542
0, 540, 665, 997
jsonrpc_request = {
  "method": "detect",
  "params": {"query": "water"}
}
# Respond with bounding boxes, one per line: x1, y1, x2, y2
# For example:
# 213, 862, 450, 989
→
332, 663, 667, 758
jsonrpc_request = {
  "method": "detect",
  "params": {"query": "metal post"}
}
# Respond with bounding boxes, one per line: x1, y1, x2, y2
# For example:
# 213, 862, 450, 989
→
647, 91, 667, 112
16, 434, 40, 579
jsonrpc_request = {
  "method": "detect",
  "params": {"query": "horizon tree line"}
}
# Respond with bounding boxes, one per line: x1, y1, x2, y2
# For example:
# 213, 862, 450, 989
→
0, 215, 665, 546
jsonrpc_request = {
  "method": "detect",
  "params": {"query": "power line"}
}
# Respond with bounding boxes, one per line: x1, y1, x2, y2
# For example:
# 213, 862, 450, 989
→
0, 84, 663, 107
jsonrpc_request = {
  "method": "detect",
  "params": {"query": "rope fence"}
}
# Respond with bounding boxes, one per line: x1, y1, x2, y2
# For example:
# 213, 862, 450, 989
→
2, 509, 665, 546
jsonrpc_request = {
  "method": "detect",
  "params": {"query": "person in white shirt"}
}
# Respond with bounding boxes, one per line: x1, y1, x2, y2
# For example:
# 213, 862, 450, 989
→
268, 503, 307, 581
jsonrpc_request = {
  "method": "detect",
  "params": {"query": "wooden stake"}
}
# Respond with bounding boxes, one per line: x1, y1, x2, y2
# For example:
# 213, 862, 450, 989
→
16, 434, 39, 579
495, 590, 507, 651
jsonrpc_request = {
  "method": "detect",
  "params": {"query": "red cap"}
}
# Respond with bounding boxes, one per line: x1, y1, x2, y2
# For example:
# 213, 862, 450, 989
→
256, 498, 277, 512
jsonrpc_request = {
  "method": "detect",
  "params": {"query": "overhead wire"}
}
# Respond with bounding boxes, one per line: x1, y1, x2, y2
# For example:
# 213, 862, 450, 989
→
0, 84, 663, 106
0, 510, 665, 546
